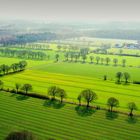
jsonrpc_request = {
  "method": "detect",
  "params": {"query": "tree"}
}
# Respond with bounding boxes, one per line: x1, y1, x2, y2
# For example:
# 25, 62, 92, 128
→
1, 64, 8, 75
116, 72, 123, 83
57, 45, 62, 51
95, 56, 100, 64
19, 61, 27, 70
48, 86, 58, 100
5, 130, 35, 140
104, 75, 107, 81
82, 55, 87, 63
22, 84, 32, 94
15, 83, 21, 93
128, 102, 137, 117
57, 88, 67, 103
55, 54, 59, 62
77, 94, 82, 106
122, 59, 126, 67
107, 97, 119, 112
113, 58, 118, 66
0, 80, 4, 90
105, 57, 111, 65
124, 72, 130, 83
74, 54, 79, 62
70, 53, 74, 61
119, 49, 123, 55
100, 58, 104, 64
64, 52, 69, 61
81, 89, 97, 107
89, 56, 94, 63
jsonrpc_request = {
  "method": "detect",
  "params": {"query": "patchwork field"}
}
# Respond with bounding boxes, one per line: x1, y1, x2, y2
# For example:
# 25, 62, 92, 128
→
0, 91, 140, 140
0, 38, 140, 140
1, 56, 140, 113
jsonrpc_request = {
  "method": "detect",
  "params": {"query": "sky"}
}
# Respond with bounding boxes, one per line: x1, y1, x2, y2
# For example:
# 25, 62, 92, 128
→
0, 0, 140, 22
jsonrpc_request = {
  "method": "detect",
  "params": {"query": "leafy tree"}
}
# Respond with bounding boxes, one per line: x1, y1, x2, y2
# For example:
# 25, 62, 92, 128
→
69, 53, 74, 61
89, 56, 94, 63
104, 75, 107, 81
77, 94, 82, 106
22, 84, 32, 94
116, 72, 123, 83
1, 64, 8, 75
74, 54, 79, 62
124, 72, 130, 83
15, 83, 21, 93
128, 102, 137, 117
95, 56, 100, 64
5, 130, 35, 140
57, 88, 67, 103
119, 49, 123, 55
19, 61, 27, 70
11, 63, 19, 72
48, 86, 58, 100
107, 97, 119, 112
55, 54, 59, 62
113, 58, 118, 66
81, 89, 97, 107
105, 57, 111, 65
0, 80, 4, 90
82, 55, 87, 63
100, 58, 104, 64
57, 45, 62, 51
64, 53, 69, 61
122, 59, 126, 67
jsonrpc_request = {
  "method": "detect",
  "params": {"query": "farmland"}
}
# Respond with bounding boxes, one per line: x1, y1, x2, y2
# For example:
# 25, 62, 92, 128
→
0, 91, 140, 140
0, 38, 140, 139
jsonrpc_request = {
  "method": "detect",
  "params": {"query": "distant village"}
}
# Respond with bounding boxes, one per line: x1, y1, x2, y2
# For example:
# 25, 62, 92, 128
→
114, 41, 140, 49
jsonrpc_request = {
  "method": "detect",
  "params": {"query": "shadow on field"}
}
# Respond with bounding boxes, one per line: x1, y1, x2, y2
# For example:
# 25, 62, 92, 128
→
16, 95, 30, 101
126, 116, 138, 124
75, 105, 96, 117
43, 99, 65, 109
10, 93, 17, 97
105, 111, 118, 120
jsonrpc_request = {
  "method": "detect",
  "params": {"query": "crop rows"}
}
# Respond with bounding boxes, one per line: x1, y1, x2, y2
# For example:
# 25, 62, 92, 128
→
0, 92, 140, 140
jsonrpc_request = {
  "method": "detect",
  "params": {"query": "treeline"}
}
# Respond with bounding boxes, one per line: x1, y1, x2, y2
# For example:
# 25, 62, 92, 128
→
0, 82, 138, 117
0, 48, 46, 60
0, 32, 57, 45
85, 30, 140, 40
12, 44, 51, 51
0, 61, 27, 76
55, 52, 127, 67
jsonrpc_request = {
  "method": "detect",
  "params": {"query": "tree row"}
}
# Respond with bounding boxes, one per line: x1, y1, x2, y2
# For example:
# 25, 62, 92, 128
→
0, 61, 27, 75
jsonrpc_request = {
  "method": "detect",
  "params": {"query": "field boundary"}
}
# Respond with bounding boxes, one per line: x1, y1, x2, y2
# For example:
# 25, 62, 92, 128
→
1, 89, 140, 117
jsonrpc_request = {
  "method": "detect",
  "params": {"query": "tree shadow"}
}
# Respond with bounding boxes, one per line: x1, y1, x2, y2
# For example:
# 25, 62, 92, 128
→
126, 116, 138, 124
106, 111, 119, 120
122, 82, 130, 86
43, 99, 65, 109
10, 93, 17, 97
75, 105, 96, 117
89, 62, 93, 64
16, 95, 30, 101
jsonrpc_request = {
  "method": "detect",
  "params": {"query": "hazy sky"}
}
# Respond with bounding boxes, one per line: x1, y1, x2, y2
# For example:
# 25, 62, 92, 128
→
0, 0, 140, 21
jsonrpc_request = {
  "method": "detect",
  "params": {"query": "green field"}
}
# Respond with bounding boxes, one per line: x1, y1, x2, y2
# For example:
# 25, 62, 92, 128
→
0, 39, 140, 140
0, 91, 140, 140
1, 56, 140, 113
